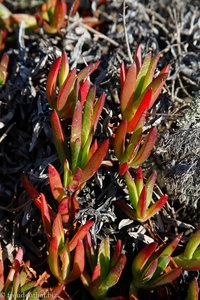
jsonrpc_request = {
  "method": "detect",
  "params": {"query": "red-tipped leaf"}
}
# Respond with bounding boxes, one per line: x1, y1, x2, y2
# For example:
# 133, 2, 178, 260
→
69, 221, 94, 251
46, 56, 62, 107
114, 120, 127, 161
48, 164, 66, 202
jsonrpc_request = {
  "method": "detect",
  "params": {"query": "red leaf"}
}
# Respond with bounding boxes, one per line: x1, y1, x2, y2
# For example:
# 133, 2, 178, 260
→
148, 267, 182, 288
127, 89, 152, 132
92, 264, 101, 283
145, 195, 168, 221
41, 193, 51, 239
93, 92, 106, 132
69, 221, 94, 251
84, 232, 96, 272
119, 162, 128, 176
53, 0, 67, 30
69, 0, 80, 17
71, 100, 82, 145
136, 186, 147, 220
131, 127, 158, 166
66, 240, 85, 283
146, 171, 157, 208
114, 120, 127, 161
79, 139, 109, 186
21, 175, 40, 200
57, 68, 77, 112
50, 110, 66, 165
110, 240, 122, 268
134, 44, 142, 72
88, 139, 98, 161
120, 63, 136, 114
80, 78, 90, 105
77, 61, 100, 82
149, 72, 169, 108
48, 164, 66, 202
135, 166, 144, 196
120, 62, 126, 89
46, 56, 62, 107
132, 242, 158, 275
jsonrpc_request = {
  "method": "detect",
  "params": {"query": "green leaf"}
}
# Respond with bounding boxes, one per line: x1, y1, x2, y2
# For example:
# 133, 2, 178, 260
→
134, 53, 151, 101
147, 267, 182, 288
58, 51, 69, 88
186, 278, 199, 300
79, 139, 109, 186
184, 229, 200, 259
124, 171, 139, 210
144, 195, 168, 221
48, 237, 63, 281
97, 236, 110, 281
66, 240, 85, 283
52, 213, 65, 249
82, 86, 96, 147
136, 187, 147, 221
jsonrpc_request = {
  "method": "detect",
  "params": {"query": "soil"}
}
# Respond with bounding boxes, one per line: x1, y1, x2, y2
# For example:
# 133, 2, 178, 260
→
0, 0, 199, 299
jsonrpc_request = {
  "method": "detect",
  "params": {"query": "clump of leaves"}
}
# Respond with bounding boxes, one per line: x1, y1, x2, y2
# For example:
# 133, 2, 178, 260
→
48, 213, 94, 285
0, 244, 56, 299
129, 234, 183, 299
120, 44, 169, 133
117, 167, 168, 222
0, 53, 9, 86
81, 233, 127, 299
0, 2, 37, 32
38, 0, 67, 34
114, 111, 157, 175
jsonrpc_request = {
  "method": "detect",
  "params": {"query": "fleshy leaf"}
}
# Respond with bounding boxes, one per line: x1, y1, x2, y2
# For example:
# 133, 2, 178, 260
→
48, 237, 62, 281
184, 229, 200, 259
46, 56, 62, 107
136, 186, 147, 220
93, 92, 106, 132
57, 68, 76, 112
66, 240, 85, 283
50, 110, 66, 166
116, 200, 136, 220
132, 242, 158, 276
131, 127, 158, 166
124, 171, 138, 210
69, 221, 94, 251
120, 63, 136, 115
79, 139, 109, 186
58, 51, 69, 88
48, 164, 66, 202
41, 193, 51, 239
114, 120, 127, 161
97, 236, 110, 281
77, 61, 100, 82
144, 195, 168, 221
147, 267, 182, 288
186, 278, 199, 300
52, 213, 64, 249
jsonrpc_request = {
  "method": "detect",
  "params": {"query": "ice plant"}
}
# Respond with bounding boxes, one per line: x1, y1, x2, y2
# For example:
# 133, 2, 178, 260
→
120, 44, 169, 132
117, 167, 168, 222
39, 0, 67, 34
48, 213, 94, 284
129, 234, 183, 299
80, 233, 127, 299
0, 53, 9, 86
0, 245, 42, 299
114, 112, 158, 175
173, 229, 200, 270
46, 51, 100, 119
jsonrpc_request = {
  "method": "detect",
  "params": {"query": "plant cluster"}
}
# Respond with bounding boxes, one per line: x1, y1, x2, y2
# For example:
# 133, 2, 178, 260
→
0, 1, 199, 299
